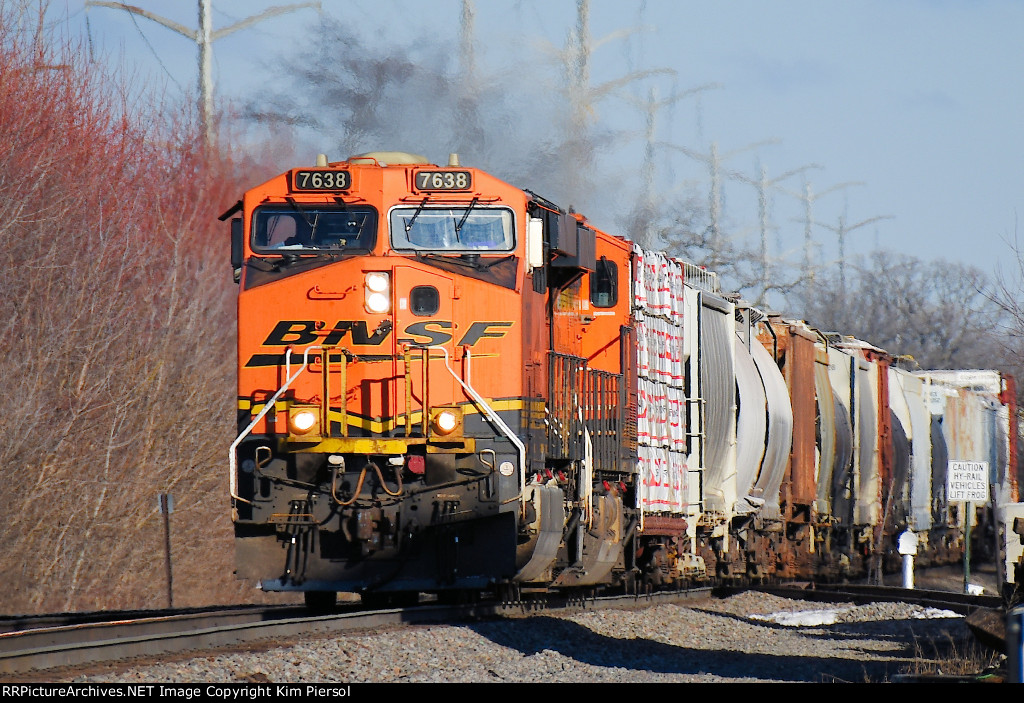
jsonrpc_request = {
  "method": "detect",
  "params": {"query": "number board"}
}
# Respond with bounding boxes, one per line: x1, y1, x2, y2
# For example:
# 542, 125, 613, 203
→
293, 170, 351, 191
414, 170, 472, 191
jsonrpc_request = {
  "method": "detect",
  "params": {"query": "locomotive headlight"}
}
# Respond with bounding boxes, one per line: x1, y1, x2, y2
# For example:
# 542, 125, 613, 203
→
364, 272, 391, 313
431, 407, 462, 436
365, 271, 390, 292
289, 407, 320, 436
435, 411, 458, 433
366, 291, 390, 314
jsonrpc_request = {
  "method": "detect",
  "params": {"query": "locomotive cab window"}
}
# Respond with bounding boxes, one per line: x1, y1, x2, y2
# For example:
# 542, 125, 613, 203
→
251, 205, 377, 253
389, 206, 514, 253
590, 256, 618, 308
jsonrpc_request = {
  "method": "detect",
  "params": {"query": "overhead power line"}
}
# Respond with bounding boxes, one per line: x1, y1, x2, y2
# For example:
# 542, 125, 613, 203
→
85, 0, 321, 148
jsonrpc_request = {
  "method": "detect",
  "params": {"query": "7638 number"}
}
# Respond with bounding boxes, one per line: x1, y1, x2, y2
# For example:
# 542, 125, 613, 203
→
415, 170, 471, 191
293, 170, 351, 191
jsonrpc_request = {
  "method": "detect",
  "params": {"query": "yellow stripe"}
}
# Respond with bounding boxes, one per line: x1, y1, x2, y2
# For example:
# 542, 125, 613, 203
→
236, 399, 535, 417
329, 399, 531, 433
242, 401, 288, 415
287, 436, 476, 454
238, 397, 544, 433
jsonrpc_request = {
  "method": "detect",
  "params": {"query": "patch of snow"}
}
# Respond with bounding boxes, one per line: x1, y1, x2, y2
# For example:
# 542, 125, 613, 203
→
751, 604, 962, 627
751, 608, 850, 626
912, 607, 961, 619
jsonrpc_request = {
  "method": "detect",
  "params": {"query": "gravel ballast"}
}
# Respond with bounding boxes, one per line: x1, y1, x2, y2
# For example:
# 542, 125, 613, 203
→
61, 592, 978, 683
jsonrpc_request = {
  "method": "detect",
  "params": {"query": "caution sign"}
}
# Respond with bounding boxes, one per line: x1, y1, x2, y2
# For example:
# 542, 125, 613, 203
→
947, 461, 989, 503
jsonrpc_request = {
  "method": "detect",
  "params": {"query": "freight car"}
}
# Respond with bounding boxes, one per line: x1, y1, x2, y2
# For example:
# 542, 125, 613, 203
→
223, 152, 1022, 608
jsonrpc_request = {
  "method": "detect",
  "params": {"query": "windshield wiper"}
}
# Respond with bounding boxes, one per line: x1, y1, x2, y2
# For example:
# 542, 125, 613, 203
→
284, 196, 322, 245
285, 197, 314, 226
452, 197, 479, 243
454, 197, 479, 234
404, 197, 429, 233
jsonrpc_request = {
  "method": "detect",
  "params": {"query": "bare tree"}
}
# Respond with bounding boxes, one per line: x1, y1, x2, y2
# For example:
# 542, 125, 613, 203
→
244, 15, 521, 170
0, 6, 264, 613
793, 250, 1005, 370
987, 223, 1024, 362
245, 9, 680, 228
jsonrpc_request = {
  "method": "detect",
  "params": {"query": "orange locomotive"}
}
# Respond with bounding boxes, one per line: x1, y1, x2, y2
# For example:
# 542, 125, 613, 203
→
225, 152, 640, 606
225, 152, 1023, 607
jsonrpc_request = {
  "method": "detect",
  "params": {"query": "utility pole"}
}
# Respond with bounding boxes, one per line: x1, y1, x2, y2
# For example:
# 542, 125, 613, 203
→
625, 82, 720, 248
785, 180, 864, 283
818, 210, 894, 292
565, 0, 591, 200
556, 0, 672, 212
86, 0, 320, 148
456, 0, 485, 155
663, 139, 779, 269
459, 0, 476, 88
733, 160, 820, 303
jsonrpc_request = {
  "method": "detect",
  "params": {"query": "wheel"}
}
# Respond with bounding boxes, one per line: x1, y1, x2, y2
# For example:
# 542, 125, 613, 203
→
304, 590, 337, 613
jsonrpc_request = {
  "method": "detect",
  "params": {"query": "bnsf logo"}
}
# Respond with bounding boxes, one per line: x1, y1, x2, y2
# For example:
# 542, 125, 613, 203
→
261, 320, 514, 348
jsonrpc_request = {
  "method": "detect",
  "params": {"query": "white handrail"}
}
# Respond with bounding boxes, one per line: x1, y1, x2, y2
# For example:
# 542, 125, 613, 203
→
434, 345, 527, 493
230, 346, 322, 505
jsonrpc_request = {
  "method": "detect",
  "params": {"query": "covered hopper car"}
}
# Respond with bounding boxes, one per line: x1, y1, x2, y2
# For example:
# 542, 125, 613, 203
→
223, 152, 1022, 608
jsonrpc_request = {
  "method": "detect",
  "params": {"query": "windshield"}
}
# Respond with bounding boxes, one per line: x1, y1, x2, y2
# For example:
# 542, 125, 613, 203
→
252, 205, 377, 253
390, 206, 514, 252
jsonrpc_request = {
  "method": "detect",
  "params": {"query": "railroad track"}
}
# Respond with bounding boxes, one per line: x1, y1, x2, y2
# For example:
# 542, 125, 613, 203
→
0, 587, 712, 676
731, 582, 1005, 615
0, 604, 303, 634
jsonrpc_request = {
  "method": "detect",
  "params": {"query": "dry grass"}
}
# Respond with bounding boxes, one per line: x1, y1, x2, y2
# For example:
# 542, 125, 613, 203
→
0, 1, 260, 614
903, 631, 1004, 678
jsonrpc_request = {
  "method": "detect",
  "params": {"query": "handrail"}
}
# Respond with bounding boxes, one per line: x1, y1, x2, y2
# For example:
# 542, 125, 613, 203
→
680, 260, 720, 293
230, 346, 322, 505
434, 345, 527, 496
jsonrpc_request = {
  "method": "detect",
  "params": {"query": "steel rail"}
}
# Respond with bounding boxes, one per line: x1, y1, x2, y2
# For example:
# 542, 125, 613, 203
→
729, 582, 1005, 615
0, 604, 300, 635
0, 589, 712, 675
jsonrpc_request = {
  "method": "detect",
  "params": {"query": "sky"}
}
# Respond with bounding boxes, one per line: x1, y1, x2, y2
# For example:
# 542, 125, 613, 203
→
52, 0, 1024, 287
